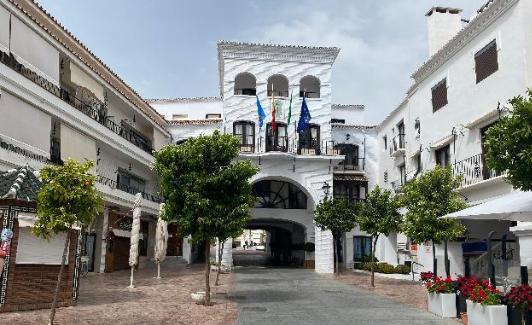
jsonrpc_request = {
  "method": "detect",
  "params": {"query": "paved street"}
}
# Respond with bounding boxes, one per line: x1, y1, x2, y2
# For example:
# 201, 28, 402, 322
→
234, 267, 458, 325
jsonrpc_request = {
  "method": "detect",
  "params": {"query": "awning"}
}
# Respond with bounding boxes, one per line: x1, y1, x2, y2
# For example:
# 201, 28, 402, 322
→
443, 191, 532, 222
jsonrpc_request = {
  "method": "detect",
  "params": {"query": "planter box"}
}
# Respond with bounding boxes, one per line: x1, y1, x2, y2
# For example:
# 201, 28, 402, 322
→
427, 292, 457, 318
467, 300, 507, 325
507, 306, 532, 325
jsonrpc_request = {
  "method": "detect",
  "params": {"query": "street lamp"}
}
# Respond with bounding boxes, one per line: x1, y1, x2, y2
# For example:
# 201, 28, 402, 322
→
322, 181, 331, 197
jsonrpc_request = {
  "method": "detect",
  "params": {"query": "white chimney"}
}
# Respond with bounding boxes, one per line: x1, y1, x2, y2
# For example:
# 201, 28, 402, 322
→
426, 7, 463, 56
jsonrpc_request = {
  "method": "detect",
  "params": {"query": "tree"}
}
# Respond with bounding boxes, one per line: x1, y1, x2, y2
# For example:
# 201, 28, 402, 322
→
484, 91, 532, 191
400, 165, 466, 277
357, 186, 402, 287
153, 131, 257, 305
314, 197, 357, 275
34, 159, 103, 325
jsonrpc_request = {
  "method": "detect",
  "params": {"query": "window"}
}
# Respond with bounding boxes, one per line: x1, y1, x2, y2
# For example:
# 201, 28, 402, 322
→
435, 144, 451, 167
333, 180, 366, 206
414, 153, 422, 176
117, 169, 146, 194
353, 236, 372, 261
172, 114, 188, 120
431, 78, 448, 112
399, 163, 406, 185
299, 75, 320, 98
266, 122, 288, 152
414, 118, 421, 137
383, 136, 387, 150
233, 121, 255, 152
267, 74, 289, 97
335, 144, 360, 170
234, 72, 256, 95
475, 40, 498, 83
298, 124, 320, 155
331, 118, 345, 124
205, 113, 221, 119
252, 180, 307, 209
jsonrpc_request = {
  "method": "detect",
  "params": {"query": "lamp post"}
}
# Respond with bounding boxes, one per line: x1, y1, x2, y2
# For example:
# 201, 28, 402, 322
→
322, 181, 331, 198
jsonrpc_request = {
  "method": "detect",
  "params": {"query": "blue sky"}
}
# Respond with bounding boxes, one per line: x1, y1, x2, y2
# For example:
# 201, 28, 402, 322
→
37, 0, 483, 123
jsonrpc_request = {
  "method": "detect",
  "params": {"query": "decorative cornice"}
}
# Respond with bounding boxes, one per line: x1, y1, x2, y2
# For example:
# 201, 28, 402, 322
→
411, 0, 519, 85
168, 119, 223, 126
146, 97, 222, 104
332, 104, 365, 110
331, 124, 377, 130
7, 0, 168, 130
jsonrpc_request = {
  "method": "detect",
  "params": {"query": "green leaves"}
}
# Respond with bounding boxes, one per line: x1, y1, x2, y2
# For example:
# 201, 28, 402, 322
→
484, 90, 532, 191
34, 159, 103, 239
357, 186, 402, 237
400, 166, 466, 244
314, 197, 357, 236
153, 131, 257, 244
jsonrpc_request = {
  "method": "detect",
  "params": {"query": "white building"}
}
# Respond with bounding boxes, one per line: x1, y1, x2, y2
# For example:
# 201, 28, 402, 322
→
0, 0, 174, 274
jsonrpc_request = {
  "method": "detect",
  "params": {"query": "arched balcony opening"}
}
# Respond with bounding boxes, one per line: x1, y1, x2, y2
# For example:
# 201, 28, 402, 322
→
299, 76, 320, 98
265, 122, 288, 152
234, 72, 256, 96
252, 179, 307, 209
267, 74, 289, 97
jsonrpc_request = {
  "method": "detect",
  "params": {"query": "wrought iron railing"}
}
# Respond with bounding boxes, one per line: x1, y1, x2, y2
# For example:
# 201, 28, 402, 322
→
334, 158, 365, 172
267, 90, 289, 97
452, 153, 502, 187
333, 195, 365, 206
234, 88, 256, 96
96, 175, 161, 203
389, 134, 405, 155
0, 50, 153, 154
239, 138, 343, 157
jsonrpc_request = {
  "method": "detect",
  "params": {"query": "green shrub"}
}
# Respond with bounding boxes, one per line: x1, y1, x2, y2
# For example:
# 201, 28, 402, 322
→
394, 265, 411, 274
358, 262, 410, 274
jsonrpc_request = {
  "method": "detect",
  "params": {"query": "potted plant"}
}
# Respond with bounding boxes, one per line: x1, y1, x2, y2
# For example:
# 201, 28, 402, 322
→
423, 275, 457, 318
504, 284, 532, 325
467, 283, 507, 325
456, 276, 481, 321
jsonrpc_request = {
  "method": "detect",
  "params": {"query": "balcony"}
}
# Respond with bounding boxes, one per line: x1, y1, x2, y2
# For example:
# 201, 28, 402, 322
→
389, 134, 406, 157
240, 138, 341, 157
452, 153, 503, 188
333, 195, 365, 206
0, 50, 153, 155
234, 88, 256, 96
334, 158, 365, 172
96, 175, 161, 203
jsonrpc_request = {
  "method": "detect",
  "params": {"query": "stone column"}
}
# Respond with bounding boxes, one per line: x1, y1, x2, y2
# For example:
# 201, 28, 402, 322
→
511, 222, 532, 271
221, 238, 233, 269
99, 207, 109, 273
182, 235, 192, 264
314, 225, 334, 274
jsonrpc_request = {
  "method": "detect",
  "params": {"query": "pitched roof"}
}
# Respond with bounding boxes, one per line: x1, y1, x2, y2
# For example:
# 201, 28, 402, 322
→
9, 0, 168, 130
0, 166, 41, 201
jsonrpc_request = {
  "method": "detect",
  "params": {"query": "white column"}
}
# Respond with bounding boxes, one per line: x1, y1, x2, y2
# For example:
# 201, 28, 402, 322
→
511, 222, 532, 270
182, 236, 192, 264
221, 238, 233, 269
99, 207, 109, 273
314, 225, 334, 274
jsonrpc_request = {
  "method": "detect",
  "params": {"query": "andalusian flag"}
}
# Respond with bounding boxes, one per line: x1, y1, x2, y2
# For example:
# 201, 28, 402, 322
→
286, 91, 293, 124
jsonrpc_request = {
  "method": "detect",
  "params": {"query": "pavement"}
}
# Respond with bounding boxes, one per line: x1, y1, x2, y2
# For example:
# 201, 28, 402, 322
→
233, 267, 459, 325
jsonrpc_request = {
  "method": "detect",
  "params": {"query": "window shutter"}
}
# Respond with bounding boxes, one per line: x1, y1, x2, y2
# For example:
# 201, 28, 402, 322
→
475, 40, 498, 83
431, 79, 448, 112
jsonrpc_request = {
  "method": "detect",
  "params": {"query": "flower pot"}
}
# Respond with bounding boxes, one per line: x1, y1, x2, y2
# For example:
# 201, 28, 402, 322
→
467, 300, 508, 325
507, 306, 532, 325
427, 292, 457, 318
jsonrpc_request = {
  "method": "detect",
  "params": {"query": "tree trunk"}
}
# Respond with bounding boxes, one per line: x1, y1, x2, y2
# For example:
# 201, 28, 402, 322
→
204, 239, 211, 305
49, 230, 71, 325
371, 234, 379, 287
215, 241, 224, 286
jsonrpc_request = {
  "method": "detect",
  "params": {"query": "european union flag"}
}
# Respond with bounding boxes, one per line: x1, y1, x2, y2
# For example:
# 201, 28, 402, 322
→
256, 95, 266, 129
297, 96, 311, 134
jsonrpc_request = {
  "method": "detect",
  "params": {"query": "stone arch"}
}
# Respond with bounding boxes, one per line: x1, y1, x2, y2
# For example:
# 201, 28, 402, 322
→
250, 174, 319, 210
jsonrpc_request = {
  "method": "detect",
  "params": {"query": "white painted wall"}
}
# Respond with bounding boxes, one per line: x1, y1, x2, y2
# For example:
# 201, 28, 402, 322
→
150, 99, 222, 121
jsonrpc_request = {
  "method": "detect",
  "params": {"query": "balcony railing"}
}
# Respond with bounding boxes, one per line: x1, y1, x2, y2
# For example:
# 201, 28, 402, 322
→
389, 134, 406, 155
234, 88, 257, 96
452, 153, 503, 187
267, 90, 289, 97
0, 50, 153, 154
239, 138, 342, 157
96, 175, 161, 203
334, 158, 365, 172
333, 195, 365, 206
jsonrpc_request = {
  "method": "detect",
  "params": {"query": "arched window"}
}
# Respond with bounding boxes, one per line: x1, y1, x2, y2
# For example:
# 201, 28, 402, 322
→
267, 74, 289, 97
233, 121, 255, 152
252, 180, 307, 209
265, 122, 288, 152
298, 124, 320, 155
234, 73, 256, 96
299, 76, 320, 98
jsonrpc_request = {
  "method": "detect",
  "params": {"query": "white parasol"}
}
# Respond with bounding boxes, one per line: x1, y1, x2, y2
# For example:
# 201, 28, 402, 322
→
128, 193, 142, 288
154, 203, 168, 279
